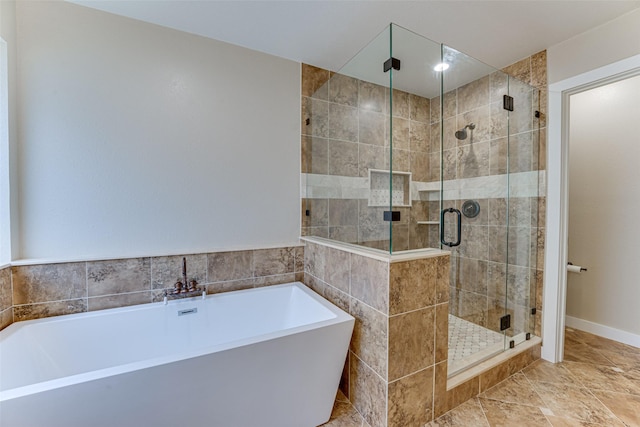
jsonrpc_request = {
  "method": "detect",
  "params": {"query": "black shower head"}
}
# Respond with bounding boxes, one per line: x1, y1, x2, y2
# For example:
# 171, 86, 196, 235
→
455, 123, 476, 140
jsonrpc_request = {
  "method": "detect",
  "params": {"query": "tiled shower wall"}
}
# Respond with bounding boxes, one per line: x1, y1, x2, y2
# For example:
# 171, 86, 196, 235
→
301, 64, 432, 251
302, 51, 548, 339
0, 246, 303, 330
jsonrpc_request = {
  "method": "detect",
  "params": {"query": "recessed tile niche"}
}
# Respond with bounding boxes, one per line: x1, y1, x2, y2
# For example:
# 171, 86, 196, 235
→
368, 169, 412, 207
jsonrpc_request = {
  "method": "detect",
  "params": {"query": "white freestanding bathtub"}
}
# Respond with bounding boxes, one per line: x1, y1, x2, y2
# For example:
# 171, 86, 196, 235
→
0, 282, 354, 427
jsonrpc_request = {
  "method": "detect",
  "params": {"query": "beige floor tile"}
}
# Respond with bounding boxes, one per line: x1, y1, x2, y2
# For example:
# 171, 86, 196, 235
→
567, 329, 639, 356
320, 399, 366, 427
563, 340, 615, 366
522, 359, 579, 385
478, 398, 551, 426
591, 390, 640, 427
545, 415, 625, 426
531, 381, 620, 425
428, 398, 489, 427
596, 348, 640, 370
479, 372, 545, 407
563, 361, 640, 395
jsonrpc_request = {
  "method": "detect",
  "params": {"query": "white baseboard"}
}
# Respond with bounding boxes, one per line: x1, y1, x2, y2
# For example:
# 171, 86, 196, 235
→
565, 316, 640, 349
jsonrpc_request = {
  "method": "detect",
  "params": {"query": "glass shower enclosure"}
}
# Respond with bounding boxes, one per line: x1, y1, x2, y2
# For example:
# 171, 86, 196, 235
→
302, 24, 542, 376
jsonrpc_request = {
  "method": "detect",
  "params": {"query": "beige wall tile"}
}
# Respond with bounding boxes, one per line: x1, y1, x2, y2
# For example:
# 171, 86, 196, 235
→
410, 93, 430, 123
388, 367, 434, 427
253, 247, 296, 277
435, 303, 449, 364
389, 306, 435, 381
0, 308, 13, 331
205, 278, 254, 295
391, 117, 410, 150
359, 110, 386, 147
301, 135, 329, 174
457, 76, 490, 114
207, 250, 253, 282
329, 74, 359, 107
359, 144, 387, 177
328, 139, 358, 176
87, 258, 151, 297
503, 57, 531, 86
360, 81, 386, 113
302, 63, 330, 99
13, 299, 87, 322
324, 284, 350, 313
329, 104, 359, 142
392, 90, 410, 119
479, 346, 540, 391
329, 199, 359, 227
530, 51, 547, 89
303, 272, 326, 297
389, 258, 437, 315
302, 97, 329, 138
0, 267, 11, 311
324, 247, 350, 293
253, 273, 296, 288
350, 254, 389, 313
88, 291, 152, 311
350, 297, 388, 379
13, 263, 86, 305
304, 242, 326, 281
350, 354, 387, 427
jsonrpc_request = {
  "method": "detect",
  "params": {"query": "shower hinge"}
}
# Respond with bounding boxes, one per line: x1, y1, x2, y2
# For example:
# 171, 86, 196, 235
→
383, 57, 401, 73
383, 211, 401, 222
526, 333, 531, 340
305, 209, 310, 217
531, 307, 537, 315
509, 340, 515, 349
500, 314, 511, 331
503, 94, 514, 111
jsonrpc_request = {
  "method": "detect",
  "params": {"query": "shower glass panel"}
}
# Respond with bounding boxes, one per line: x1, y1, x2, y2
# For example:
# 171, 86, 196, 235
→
303, 23, 540, 375
303, 27, 392, 250
505, 76, 541, 349
388, 25, 442, 252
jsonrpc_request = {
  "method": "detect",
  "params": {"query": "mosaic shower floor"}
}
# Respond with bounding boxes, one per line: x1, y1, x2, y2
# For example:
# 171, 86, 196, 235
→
448, 314, 505, 375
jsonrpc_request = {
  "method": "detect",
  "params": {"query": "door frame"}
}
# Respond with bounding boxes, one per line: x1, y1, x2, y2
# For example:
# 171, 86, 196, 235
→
542, 53, 640, 363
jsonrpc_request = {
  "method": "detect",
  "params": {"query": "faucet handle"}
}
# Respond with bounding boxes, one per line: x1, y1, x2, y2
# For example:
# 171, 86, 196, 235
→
173, 281, 183, 293
188, 279, 198, 291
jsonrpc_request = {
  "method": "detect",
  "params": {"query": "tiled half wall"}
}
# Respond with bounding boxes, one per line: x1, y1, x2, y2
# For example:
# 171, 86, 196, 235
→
304, 238, 540, 427
0, 245, 304, 329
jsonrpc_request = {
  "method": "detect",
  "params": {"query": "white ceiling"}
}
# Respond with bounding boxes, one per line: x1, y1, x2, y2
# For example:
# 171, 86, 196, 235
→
70, 0, 640, 74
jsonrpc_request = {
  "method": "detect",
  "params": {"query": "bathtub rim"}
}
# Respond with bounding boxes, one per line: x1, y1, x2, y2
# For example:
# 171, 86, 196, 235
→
0, 281, 354, 402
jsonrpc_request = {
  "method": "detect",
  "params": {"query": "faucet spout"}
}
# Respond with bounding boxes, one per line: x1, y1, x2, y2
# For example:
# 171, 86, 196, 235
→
182, 257, 188, 291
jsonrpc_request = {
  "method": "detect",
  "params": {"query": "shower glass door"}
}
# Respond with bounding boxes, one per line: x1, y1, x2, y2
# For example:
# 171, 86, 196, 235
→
440, 45, 511, 375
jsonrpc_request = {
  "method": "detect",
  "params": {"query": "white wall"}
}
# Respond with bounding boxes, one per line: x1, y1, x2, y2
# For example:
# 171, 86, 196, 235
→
567, 74, 640, 336
548, 8, 640, 84
0, 0, 18, 263
15, 1, 301, 261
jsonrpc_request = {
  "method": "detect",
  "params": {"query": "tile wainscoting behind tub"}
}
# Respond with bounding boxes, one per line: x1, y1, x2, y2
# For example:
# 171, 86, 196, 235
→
0, 266, 12, 330
2, 245, 303, 327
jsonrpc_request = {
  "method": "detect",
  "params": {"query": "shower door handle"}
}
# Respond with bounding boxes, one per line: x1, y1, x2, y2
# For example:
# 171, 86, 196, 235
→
440, 208, 462, 247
